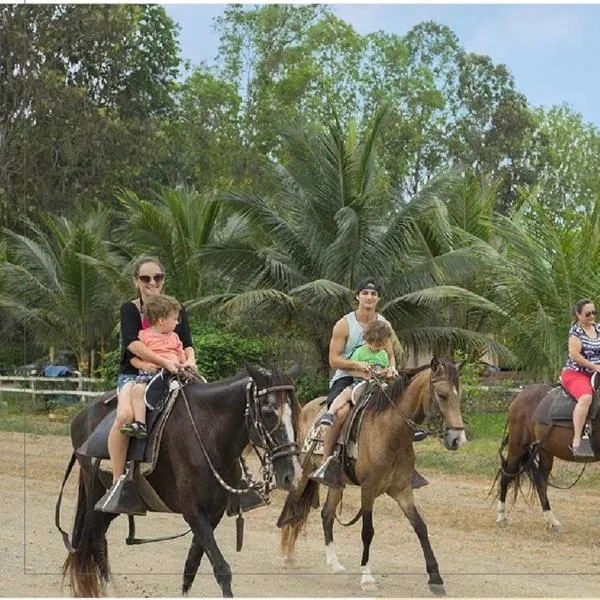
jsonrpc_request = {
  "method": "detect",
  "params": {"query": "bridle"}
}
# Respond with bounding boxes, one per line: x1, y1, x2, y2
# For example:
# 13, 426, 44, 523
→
424, 374, 465, 438
245, 381, 300, 462
181, 375, 299, 501
371, 367, 464, 439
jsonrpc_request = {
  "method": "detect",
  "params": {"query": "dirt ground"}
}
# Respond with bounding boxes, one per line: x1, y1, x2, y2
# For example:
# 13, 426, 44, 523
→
3, 431, 600, 598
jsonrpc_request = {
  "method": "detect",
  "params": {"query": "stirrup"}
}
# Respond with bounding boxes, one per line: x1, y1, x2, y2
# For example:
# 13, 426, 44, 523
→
239, 488, 268, 513
94, 475, 147, 515
570, 436, 595, 458
411, 469, 429, 489
413, 430, 428, 442
309, 455, 343, 488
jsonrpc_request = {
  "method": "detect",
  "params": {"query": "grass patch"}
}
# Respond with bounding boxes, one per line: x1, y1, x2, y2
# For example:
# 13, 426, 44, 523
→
414, 412, 507, 479
416, 412, 600, 490
0, 394, 79, 435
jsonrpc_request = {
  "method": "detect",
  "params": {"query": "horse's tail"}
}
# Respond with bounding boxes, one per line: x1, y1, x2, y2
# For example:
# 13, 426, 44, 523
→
491, 417, 537, 504
61, 459, 105, 597
277, 478, 319, 557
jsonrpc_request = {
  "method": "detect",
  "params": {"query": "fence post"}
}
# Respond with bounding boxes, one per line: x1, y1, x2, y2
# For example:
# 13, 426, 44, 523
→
75, 371, 84, 403
30, 370, 37, 408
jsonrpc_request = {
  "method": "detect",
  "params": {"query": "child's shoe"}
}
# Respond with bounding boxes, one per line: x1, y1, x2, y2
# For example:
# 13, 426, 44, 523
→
120, 420, 148, 439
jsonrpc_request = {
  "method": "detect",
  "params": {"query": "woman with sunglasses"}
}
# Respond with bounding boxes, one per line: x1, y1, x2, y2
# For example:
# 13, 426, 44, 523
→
560, 299, 600, 456
98, 256, 196, 511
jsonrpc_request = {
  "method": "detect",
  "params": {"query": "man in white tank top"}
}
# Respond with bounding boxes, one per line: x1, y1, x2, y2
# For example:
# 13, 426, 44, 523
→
310, 277, 429, 489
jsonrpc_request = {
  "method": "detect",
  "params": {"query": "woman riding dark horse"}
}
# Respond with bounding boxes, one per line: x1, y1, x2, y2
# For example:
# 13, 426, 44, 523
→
58, 364, 302, 597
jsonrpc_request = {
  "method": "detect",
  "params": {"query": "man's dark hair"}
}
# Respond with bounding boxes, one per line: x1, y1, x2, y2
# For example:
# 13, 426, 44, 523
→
355, 277, 382, 295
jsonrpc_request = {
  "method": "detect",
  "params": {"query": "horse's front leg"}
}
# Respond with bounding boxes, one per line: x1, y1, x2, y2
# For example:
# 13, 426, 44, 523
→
389, 486, 445, 597
359, 488, 377, 592
182, 535, 205, 595
183, 507, 232, 597
321, 487, 345, 572
533, 449, 560, 530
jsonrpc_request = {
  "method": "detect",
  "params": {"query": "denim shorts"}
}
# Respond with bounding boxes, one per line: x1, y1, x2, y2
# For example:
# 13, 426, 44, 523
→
116, 373, 139, 394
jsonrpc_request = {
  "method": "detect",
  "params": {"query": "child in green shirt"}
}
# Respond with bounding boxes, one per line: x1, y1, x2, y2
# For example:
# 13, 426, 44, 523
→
321, 320, 393, 428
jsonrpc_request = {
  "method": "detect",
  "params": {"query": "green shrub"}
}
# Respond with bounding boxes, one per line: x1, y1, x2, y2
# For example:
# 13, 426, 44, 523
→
190, 322, 268, 380
294, 373, 329, 405
96, 346, 121, 389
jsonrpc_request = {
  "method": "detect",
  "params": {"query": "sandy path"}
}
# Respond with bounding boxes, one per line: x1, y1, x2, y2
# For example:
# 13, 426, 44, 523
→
2, 431, 600, 598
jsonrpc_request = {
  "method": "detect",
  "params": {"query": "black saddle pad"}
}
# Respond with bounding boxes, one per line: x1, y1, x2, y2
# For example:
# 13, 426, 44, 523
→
77, 372, 176, 460
534, 384, 600, 426
534, 386, 576, 425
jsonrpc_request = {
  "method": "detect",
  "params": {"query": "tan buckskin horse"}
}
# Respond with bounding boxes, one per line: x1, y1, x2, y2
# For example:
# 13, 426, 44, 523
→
277, 357, 467, 596
494, 382, 600, 531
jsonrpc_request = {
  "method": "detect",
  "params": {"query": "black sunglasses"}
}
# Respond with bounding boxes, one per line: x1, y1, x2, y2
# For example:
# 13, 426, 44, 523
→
138, 273, 165, 284
585, 310, 597, 317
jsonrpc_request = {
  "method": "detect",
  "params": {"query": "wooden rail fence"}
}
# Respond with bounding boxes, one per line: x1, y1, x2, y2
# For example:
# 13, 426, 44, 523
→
0, 374, 106, 405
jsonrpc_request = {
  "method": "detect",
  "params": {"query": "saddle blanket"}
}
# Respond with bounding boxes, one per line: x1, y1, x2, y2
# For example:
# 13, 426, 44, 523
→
76, 381, 180, 473
534, 384, 600, 426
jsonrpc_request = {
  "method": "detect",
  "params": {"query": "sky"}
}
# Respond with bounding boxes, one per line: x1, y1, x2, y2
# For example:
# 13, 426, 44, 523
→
162, 3, 600, 128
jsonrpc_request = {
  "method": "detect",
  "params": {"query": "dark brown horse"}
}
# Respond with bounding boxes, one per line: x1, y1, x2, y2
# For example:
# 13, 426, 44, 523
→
277, 357, 466, 596
495, 383, 600, 530
58, 365, 302, 597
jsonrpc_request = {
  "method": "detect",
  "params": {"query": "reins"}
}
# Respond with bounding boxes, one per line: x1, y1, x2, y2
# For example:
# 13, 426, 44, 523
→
368, 369, 462, 439
180, 375, 299, 501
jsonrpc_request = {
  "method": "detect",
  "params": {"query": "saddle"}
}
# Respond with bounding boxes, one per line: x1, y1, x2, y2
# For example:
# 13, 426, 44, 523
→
534, 373, 600, 457
302, 380, 376, 485
534, 373, 600, 426
82, 368, 205, 513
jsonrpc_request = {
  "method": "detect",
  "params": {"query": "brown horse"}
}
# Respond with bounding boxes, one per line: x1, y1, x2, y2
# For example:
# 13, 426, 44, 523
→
495, 383, 600, 530
58, 364, 302, 597
277, 357, 466, 596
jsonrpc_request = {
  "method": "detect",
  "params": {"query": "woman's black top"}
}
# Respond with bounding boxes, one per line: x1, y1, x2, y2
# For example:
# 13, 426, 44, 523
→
118, 300, 193, 375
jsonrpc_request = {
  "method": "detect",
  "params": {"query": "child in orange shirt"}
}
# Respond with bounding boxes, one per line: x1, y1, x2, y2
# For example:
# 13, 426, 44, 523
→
123, 295, 186, 438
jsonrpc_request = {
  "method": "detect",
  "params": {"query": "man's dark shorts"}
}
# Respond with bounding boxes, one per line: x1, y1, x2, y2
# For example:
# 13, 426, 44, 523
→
325, 376, 354, 409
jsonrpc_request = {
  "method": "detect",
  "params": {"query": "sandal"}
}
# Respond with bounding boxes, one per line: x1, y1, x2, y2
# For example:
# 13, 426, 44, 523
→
120, 421, 148, 439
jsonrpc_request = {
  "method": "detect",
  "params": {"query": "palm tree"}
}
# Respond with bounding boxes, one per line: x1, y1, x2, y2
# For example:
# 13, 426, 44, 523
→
480, 194, 600, 380
191, 109, 507, 370
0, 206, 125, 374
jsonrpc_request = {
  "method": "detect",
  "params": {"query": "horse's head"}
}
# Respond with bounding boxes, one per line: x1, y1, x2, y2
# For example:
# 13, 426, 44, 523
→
426, 356, 467, 451
244, 363, 302, 491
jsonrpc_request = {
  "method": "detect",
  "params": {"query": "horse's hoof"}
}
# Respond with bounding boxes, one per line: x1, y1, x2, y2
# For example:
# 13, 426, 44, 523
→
283, 556, 295, 569
496, 516, 508, 526
547, 523, 561, 532
329, 563, 346, 573
360, 581, 378, 592
429, 583, 446, 596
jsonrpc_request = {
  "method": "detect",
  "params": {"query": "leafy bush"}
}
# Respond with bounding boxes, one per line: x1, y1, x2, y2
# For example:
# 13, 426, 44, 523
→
189, 322, 268, 380
96, 346, 121, 389
294, 373, 329, 405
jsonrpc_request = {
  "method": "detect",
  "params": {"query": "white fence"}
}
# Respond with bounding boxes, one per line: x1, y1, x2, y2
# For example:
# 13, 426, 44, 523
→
0, 374, 107, 404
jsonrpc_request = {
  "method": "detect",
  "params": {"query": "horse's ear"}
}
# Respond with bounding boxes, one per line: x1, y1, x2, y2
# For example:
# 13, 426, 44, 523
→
456, 359, 467, 373
430, 356, 440, 371
286, 361, 301, 380
245, 362, 270, 384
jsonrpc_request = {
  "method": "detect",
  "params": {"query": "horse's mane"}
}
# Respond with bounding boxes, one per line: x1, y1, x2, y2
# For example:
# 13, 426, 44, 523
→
367, 363, 431, 414
366, 357, 459, 415
187, 371, 249, 399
